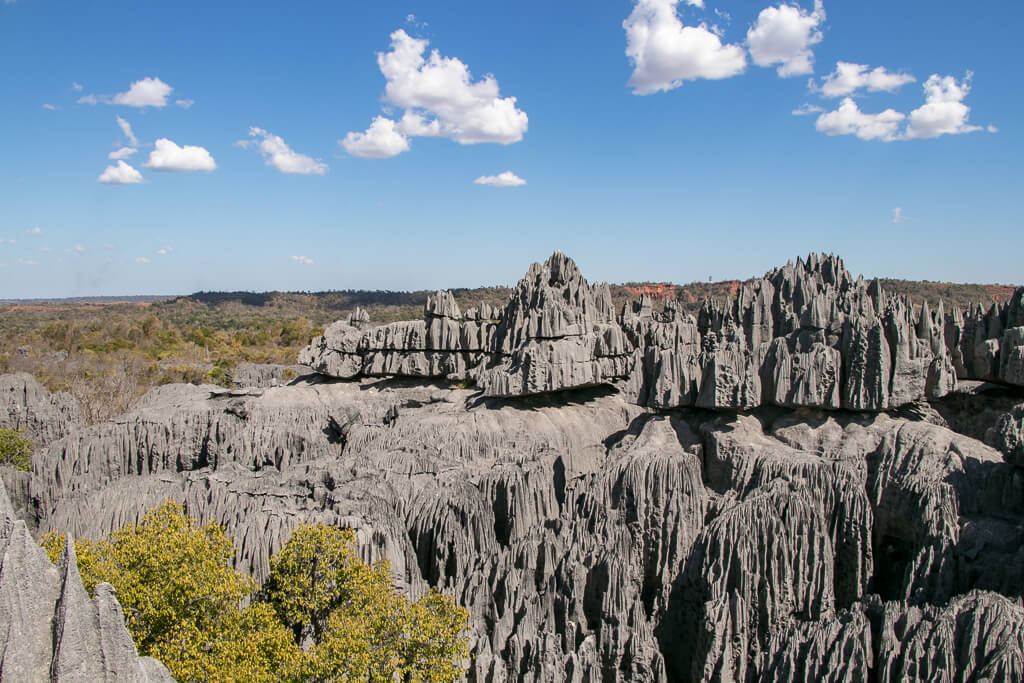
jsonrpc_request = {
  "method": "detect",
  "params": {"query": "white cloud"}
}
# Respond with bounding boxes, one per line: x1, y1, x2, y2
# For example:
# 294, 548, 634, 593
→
143, 138, 216, 172
291, 255, 313, 265
892, 207, 909, 224
42, 103, 57, 111
747, 1, 825, 77
818, 61, 915, 97
77, 94, 99, 105
98, 160, 145, 184
345, 29, 528, 152
116, 115, 139, 146
72, 82, 83, 92
987, 124, 998, 133
812, 72, 984, 142
23, 226, 42, 236
157, 247, 172, 255
39, 247, 52, 253
18, 259, 38, 266
136, 256, 150, 264
109, 147, 137, 160
815, 98, 905, 141
175, 99, 194, 109
74, 244, 86, 253
473, 171, 526, 187
246, 127, 328, 175
792, 102, 823, 115
341, 116, 411, 159
112, 77, 173, 108
623, 0, 746, 95
904, 73, 981, 140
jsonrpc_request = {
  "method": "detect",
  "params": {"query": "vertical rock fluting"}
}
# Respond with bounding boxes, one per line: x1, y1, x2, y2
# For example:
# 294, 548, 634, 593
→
0, 479, 172, 681
298, 251, 1024, 406
7, 252, 1024, 682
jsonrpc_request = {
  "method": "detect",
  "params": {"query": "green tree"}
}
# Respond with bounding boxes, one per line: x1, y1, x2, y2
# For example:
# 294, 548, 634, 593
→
41, 502, 302, 681
41, 509, 470, 682
0, 428, 32, 471
266, 523, 470, 682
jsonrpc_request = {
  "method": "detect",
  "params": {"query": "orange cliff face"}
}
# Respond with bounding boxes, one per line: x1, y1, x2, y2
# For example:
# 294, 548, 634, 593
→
622, 284, 679, 301
985, 285, 1019, 302
622, 280, 744, 304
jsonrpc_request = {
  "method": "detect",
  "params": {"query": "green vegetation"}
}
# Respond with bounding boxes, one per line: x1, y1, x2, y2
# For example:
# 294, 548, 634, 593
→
41, 503, 469, 682
0, 428, 32, 471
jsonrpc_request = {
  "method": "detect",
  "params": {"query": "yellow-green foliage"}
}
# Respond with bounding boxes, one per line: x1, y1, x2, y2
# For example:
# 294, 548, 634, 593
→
0, 428, 32, 471
266, 523, 470, 683
41, 506, 470, 682
41, 502, 298, 681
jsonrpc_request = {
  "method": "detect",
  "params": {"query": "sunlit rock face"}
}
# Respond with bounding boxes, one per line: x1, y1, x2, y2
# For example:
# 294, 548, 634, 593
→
299, 251, 1024, 407
9, 252, 1024, 682
0, 479, 173, 682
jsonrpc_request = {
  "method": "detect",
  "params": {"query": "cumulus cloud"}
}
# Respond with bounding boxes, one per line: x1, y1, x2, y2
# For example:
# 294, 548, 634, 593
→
23, 226, 42, 236
112, 77, 173, 108
98, 160, 145, 184
341, 116, 411, 159
175, 99, 194, 109
157, 247, 172, 255
77, 94, 99, 105
136, 257, 150, 264
624, 0, 746, 94
42, 103, 57, 111
818, 61, 915, 97
291, 255, 313, 265
904, 73, 981, 140
812, 72, 983, 142
245, 127, 327, 175
987, 124, 998, 134
792, 102, 823, 115
815, 98, 905, 141
143, 138, 216, 172
116, 116, 139, 146
109, 147, 137, 160
473, 171, 526, 187
892, 207, 908, 224
344, 29, 528, 156
747, 1, 825, 77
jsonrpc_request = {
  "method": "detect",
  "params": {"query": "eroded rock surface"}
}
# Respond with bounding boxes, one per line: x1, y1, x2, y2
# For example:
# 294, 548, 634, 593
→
14, 252, 1024, 682
0, 478, 172, 681
300, 252, 1024, 410
18, 369, 1024, 682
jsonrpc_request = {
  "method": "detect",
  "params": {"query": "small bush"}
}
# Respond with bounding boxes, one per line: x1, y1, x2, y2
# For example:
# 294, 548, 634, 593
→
0, 428, 32, 471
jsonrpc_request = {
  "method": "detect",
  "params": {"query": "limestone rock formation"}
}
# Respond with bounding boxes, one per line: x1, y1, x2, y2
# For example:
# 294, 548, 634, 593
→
228, 362, 307, 388
13, 252, 1024, 682
300, 251, 1024, 410
0, 372, 82, 449
0, 479, 172, 681
18, 368, 1024, 682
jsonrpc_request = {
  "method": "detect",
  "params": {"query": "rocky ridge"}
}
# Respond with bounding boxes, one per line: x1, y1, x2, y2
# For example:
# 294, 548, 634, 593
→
7, 252, 1024, 682
0, 477, 172, 682
300, 252, 1024, 410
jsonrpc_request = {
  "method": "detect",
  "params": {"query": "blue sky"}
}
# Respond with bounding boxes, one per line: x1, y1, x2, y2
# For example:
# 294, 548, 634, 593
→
1, 0, 1020, 298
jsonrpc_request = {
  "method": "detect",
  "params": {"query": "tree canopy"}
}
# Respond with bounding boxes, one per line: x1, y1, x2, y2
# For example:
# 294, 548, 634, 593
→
42, 504, 469, 682
0, 428, 32, 471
